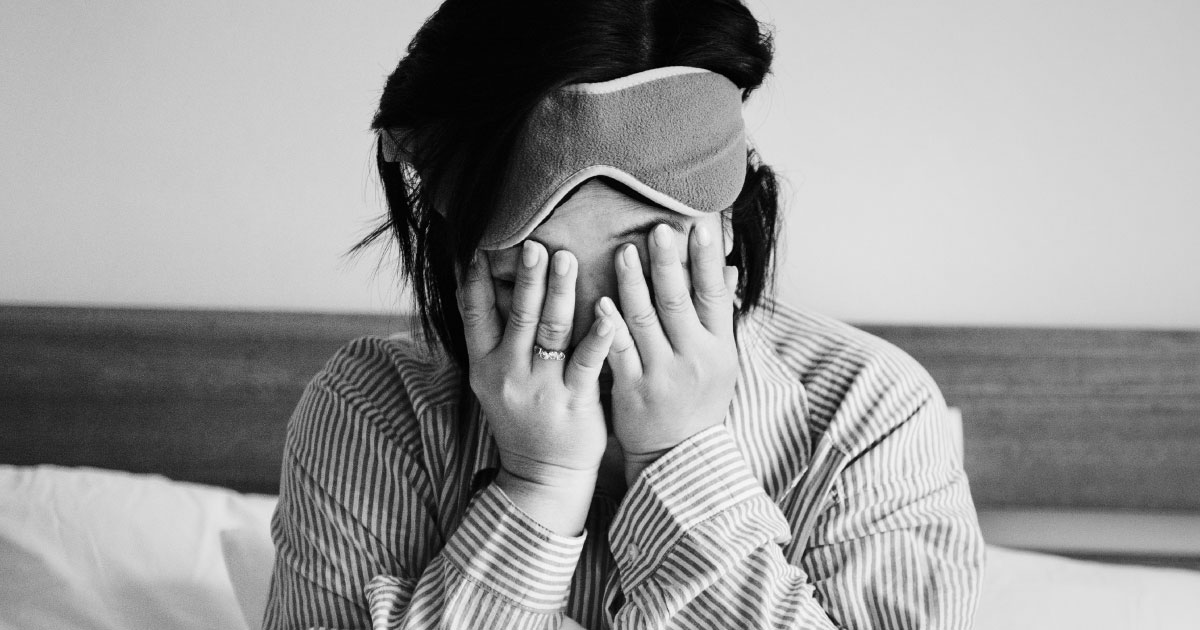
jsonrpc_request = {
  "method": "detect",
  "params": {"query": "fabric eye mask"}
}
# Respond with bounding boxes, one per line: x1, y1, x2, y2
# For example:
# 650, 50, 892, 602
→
382, 66, 747, 250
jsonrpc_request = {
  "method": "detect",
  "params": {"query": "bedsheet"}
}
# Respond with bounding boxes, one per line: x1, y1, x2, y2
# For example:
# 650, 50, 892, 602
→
3, 464, 1199, 630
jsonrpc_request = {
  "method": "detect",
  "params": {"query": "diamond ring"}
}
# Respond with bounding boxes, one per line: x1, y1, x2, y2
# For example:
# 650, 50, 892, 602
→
532, 344, 567, 361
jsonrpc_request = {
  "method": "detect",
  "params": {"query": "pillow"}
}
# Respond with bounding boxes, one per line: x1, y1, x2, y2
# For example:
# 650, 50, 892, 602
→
220, 518, 276, 629
950, 406, 1200, 627
978, 545, 1200, 629
0, 464, 275, 630
7, 463, 1200, 630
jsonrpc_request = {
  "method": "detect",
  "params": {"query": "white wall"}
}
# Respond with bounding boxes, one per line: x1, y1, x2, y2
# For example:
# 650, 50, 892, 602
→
0, 2, 428, 312
754, 0, 1200, 328
2, 1, 1197, 328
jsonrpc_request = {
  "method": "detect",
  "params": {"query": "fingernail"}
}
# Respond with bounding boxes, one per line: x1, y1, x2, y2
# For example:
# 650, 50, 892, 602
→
599, 296, 616, 315
621, 244, 638, 268
695, 225, 712, 247
469, 249, 480, 267
597, 317, 613, 336
552, 250, 570, 276
654, 224, 673, 248
522, 241, 538, 268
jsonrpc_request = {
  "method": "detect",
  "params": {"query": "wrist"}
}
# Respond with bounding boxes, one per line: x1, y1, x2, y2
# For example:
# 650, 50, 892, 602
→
622, 447, 671, 487
495, 466, 597, 537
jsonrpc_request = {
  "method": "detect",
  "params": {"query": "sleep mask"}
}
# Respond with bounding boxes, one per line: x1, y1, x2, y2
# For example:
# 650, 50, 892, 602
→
382, 66, 747, 250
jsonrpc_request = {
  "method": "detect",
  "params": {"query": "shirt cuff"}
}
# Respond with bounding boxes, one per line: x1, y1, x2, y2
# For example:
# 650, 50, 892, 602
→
609, 425, 791, 590
440, 483, 586, 613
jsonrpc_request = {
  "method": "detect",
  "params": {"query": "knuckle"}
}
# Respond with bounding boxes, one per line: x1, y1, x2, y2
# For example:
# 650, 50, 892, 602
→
652, 254, 677, 269
566, 395, 595, 412
546, 276, 573, 297
536, 319, 571, 341
639, 371, 665, 393
618, 263, 647, 285
696, 279, 729, 300
460, 305, 490, 325
626, 306, 661, 330
570, 347, 599, 369
514, 271, 543, 292
611, 337, 637, 355
499, 378, 526, 408
656, 291, 692, 315
507, 306, 539, 330
457, 273, 479, 289
693, 288, 728, 310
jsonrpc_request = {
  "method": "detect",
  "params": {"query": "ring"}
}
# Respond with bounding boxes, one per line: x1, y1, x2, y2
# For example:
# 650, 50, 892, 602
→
532, 344, 567, 361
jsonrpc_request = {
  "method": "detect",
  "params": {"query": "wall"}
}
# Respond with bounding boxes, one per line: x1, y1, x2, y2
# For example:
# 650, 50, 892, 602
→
753, 0, 1200, 328
2, 1, 1197, 328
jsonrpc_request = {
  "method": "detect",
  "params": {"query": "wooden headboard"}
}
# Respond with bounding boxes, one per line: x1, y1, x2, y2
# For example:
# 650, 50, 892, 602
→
858, 323, 1200, 570
859, 324, 1200, 513
3, 305, 1198, 565
1, 305, 408, 494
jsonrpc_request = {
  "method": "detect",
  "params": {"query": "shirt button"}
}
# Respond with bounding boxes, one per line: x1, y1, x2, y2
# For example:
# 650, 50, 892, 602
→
627, 543, 640, 559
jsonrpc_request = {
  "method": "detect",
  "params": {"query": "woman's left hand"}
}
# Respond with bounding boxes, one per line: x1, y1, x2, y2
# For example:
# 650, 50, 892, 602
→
604, 222, 741, 486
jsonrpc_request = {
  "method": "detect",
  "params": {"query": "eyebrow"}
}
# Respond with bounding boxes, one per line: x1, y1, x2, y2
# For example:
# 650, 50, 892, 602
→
610, 215, 690, 242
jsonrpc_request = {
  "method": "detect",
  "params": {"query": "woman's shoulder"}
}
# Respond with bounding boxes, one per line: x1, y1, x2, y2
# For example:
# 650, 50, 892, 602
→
744, 299, 930, 376
743, 300, 944, 443
277, 333, 476, 559
283, 332, 470, 487
310, 331, 463, 422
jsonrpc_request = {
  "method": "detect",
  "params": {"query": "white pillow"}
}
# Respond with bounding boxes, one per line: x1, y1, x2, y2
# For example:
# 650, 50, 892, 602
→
949, 407, 1200, 628
220, 518, 276, 629
979, 545, 1200, 629
0, 465, 275, 630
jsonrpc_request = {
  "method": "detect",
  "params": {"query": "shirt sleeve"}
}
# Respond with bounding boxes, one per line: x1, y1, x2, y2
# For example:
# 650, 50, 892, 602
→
606, 359, 985, 629
607, 426, 842, 629
263, 341, 586, 630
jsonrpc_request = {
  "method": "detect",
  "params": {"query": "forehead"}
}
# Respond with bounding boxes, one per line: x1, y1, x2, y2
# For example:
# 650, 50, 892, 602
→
529, 179, 685, 245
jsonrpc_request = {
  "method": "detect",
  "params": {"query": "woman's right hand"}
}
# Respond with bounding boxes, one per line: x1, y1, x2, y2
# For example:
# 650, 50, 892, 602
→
457, 240, 615, 536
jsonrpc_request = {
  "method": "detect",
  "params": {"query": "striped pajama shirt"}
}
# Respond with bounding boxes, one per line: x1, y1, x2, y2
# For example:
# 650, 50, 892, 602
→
264, 300, 985, 629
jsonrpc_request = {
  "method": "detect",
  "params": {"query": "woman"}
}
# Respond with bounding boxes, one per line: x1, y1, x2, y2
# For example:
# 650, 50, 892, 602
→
265, 1, 985, 628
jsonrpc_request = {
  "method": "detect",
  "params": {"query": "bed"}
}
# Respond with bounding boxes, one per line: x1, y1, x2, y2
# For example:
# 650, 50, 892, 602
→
2, 304, 1198, 629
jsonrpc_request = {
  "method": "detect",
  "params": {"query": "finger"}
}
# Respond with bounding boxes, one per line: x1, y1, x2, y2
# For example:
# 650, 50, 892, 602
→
598, 296, 643, 381
502, 240, 548, 362
647, 224, 701, 342
563, 303, 615, 393
614, 243, 671, 358
688, 224, 734, 336
458, 250, 503, 359
723, 266, 739, 337
534, 250, 576, 358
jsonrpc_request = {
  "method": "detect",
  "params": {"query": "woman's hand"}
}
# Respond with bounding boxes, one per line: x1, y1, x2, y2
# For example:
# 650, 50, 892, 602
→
604, 223, 740, 486
458, 240, 615, 535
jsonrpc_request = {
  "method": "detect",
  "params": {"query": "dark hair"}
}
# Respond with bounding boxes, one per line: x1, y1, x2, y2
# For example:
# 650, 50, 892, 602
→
355, 0, 780, 371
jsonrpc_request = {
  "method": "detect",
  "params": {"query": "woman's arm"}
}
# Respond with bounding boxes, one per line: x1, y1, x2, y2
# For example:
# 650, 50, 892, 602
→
606, 399, 984, 629
600, 224, 984, 628
262, 341, 590, 630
